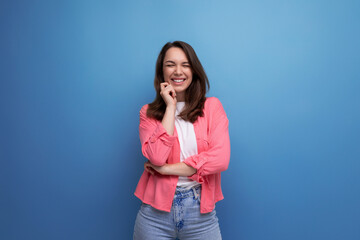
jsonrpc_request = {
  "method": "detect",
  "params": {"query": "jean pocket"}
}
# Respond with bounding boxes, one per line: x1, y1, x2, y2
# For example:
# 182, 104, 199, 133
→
193, 195, 201, 205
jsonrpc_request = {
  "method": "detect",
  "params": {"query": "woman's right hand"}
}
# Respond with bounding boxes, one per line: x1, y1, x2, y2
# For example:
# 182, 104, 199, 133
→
160, 82, 177, 107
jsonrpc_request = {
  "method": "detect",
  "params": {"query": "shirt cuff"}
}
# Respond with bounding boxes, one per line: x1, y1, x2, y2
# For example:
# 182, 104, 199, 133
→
183, 155, 206, 183
149, 123, 177, 147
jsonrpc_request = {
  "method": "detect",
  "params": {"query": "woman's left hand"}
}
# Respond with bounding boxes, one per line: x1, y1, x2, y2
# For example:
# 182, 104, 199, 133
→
144, 161, 168, 175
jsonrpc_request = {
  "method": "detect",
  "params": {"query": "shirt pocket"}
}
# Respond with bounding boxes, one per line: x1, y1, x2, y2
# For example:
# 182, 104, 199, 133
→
197, 136, 209, 152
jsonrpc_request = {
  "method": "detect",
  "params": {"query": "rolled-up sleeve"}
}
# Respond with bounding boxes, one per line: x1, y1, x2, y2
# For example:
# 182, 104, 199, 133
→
183, 98, 230, 183
139, 105, 177, 166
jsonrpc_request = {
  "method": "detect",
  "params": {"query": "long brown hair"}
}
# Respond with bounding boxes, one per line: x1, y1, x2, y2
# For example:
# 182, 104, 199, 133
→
147, 41, 210, 123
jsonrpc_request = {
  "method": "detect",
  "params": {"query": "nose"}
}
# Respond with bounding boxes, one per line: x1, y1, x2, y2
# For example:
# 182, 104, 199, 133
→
174, 65, 182, 75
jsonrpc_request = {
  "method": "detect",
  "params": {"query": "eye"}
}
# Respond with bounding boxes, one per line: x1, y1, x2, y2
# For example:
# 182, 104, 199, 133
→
165, 65, 175, 67
183, 65, 190, 68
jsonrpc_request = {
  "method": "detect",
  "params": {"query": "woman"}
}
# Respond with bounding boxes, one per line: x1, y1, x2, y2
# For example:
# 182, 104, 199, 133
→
133, 41, 230, 240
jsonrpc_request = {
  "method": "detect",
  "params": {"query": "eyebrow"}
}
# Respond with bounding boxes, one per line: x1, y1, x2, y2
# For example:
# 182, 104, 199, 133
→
164, 60, 190, 64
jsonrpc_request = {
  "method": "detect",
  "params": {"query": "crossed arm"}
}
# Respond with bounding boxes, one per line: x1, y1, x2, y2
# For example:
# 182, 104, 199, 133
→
142, 104, 197, 177
144, 161, 196, 177
139, 98, 230, 181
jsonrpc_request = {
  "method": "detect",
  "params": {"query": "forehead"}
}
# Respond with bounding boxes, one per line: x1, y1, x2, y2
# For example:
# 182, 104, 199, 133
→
164, 47, 188, 62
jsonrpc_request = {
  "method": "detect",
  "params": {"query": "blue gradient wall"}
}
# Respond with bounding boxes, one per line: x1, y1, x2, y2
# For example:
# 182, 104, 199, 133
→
1, 0, 359, 239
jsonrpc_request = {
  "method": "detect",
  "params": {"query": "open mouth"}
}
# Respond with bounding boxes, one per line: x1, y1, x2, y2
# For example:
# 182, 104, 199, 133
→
171, 78, 186, 83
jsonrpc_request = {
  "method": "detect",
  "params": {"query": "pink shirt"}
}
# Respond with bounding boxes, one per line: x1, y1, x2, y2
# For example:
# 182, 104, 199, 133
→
134, 97, 230, 213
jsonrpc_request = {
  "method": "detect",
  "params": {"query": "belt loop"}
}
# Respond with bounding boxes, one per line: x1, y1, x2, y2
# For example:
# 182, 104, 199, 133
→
192, 187, 198, 200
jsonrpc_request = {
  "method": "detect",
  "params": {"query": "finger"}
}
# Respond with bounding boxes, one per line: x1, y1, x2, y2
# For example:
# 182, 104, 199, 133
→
144, 162, 150, 170
160, 82, 169, 90
144, 162, 155, 175
164, 83, 173, 92
165, 85, 175, 98
170, 89, 176, 98
144, 164, 151, 174
145, 166, 155, 175
161, 84, 173, 96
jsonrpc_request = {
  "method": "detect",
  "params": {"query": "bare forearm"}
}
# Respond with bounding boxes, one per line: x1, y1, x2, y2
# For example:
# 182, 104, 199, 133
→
164, 162, 197, 177
161, 105, 176, 135
145, 161, 197, 177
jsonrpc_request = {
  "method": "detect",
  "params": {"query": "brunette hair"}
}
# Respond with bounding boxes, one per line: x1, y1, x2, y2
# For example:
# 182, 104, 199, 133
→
147, 41, 210, 123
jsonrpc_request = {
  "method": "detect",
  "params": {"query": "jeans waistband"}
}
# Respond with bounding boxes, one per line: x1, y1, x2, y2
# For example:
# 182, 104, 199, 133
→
174, 185, 201, 200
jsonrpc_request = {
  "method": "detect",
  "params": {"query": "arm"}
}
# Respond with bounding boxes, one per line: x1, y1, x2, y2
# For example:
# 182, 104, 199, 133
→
144, 98, 229, 181
139, 82, 177, 166
144, 162, 196, 177
139, 106, 176, 166
161, 82, 177, 136
161, 105, 176, 136
183, 98, 230, 183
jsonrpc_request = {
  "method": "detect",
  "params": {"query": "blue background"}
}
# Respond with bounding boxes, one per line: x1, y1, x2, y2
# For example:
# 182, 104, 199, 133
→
1, 0, 360, 239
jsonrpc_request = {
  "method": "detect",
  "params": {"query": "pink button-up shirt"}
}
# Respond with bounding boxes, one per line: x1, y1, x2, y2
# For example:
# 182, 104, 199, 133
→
134, 97, 230, 213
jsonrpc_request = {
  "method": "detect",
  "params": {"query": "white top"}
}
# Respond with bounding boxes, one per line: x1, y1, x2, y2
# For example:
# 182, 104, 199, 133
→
175, 102, 201, 189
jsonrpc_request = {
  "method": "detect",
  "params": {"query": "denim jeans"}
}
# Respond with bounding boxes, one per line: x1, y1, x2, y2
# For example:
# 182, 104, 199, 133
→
133, 185, 222, 240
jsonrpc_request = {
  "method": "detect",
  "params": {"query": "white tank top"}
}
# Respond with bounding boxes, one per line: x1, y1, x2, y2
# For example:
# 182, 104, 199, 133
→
175, 102, 201, 189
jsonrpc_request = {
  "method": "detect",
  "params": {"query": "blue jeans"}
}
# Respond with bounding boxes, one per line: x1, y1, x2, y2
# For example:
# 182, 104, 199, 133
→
133, 185, 222, 240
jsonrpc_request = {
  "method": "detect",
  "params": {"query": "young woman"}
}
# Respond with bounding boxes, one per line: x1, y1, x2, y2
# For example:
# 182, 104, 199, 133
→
133, 41, 230, 240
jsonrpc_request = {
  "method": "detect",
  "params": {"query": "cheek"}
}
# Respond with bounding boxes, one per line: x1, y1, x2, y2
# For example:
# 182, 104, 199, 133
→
163, 67, 170, 75
163, 70, 171, 80
185, 70, 193, 79
187, 79, 192, 87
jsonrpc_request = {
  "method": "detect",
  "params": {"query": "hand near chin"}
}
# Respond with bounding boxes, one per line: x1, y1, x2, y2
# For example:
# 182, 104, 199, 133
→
160, 82, 177, 107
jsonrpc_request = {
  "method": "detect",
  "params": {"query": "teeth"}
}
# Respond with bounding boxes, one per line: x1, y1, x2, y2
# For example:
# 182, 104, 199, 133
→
173, 79, 185, 82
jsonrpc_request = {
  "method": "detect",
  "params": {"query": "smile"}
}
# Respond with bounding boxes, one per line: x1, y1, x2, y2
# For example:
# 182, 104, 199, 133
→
171, 78, 185, 83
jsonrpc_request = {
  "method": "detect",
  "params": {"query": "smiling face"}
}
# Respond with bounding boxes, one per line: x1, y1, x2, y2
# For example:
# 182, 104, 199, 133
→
163, 47, 193, 101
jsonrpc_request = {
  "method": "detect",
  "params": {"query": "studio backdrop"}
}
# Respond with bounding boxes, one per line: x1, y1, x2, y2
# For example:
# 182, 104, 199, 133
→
1, 0, 359, 239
